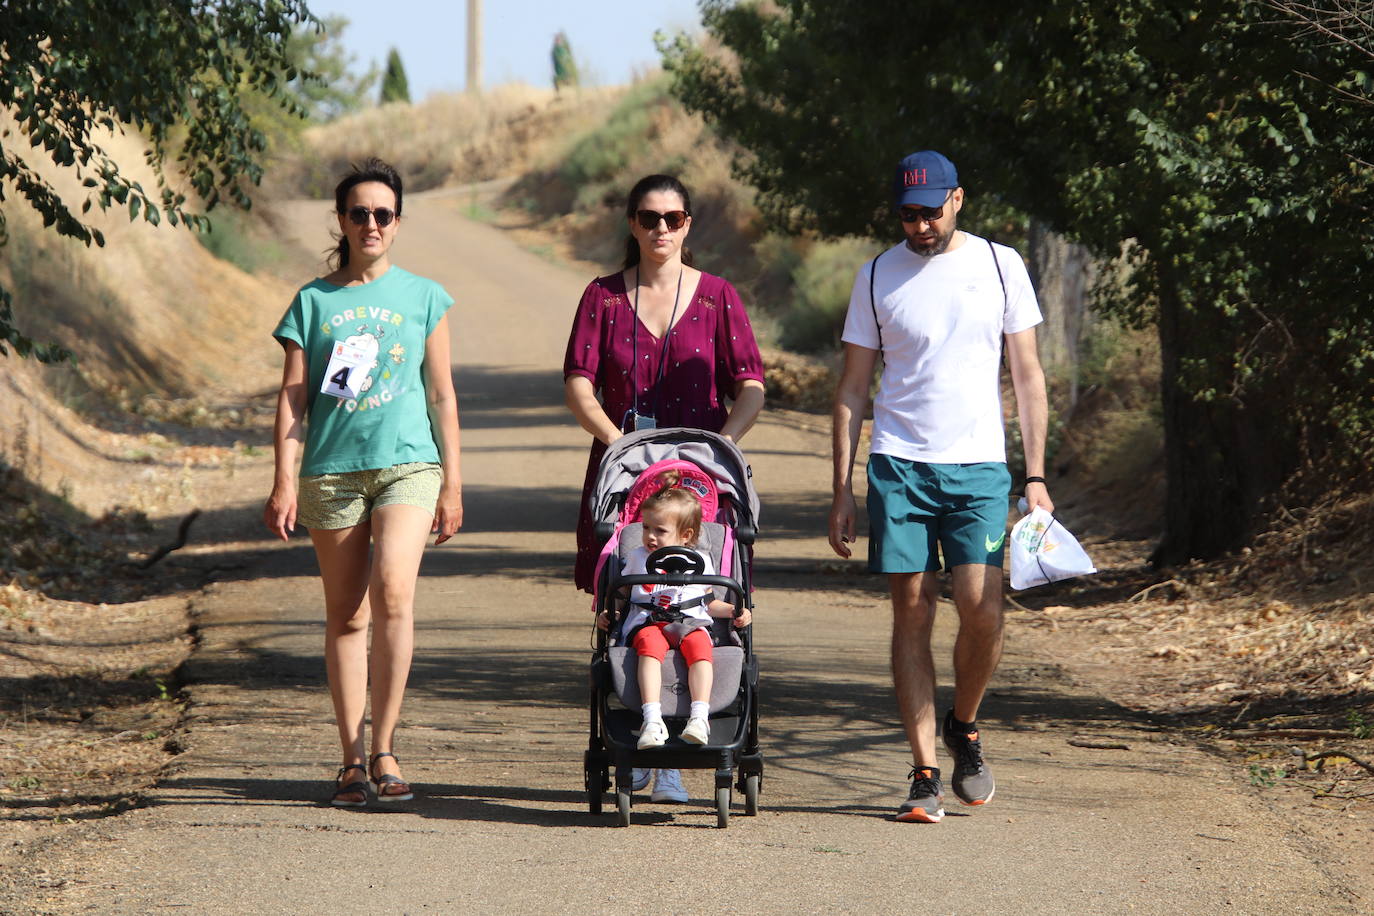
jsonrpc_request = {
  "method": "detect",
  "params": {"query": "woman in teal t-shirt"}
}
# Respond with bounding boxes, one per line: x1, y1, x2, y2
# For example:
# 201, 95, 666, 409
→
263, 158, 463, 807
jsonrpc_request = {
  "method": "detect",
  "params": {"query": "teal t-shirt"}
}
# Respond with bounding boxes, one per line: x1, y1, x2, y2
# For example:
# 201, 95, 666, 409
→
273, 266, 454, 476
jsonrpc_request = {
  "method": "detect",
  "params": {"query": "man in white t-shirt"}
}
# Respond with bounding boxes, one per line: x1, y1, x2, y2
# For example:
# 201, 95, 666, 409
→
828, 150, 1054, 823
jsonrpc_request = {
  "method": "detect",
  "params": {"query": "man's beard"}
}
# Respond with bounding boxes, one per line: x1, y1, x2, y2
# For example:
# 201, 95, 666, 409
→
907, 221, 956, 257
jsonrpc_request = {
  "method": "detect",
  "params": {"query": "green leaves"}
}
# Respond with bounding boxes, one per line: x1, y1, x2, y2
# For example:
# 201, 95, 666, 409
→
666, 0, 1374, 559
0, 0, 317, 361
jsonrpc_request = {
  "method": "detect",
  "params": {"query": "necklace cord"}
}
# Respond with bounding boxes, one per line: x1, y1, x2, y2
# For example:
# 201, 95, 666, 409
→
630, 265, 684, 421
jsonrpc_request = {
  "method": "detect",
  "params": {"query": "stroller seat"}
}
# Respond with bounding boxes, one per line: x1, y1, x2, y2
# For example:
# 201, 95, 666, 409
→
607, 522, 744, 715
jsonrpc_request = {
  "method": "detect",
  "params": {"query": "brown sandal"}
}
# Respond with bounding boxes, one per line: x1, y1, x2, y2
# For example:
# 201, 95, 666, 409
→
331, 763, 368, 807
369, 751, 414, 802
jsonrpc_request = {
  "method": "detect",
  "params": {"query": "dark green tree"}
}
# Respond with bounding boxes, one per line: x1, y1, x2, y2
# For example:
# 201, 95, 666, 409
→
0, 0, 318, 362
380, 47, 411, 105
664, 0, 1374, 564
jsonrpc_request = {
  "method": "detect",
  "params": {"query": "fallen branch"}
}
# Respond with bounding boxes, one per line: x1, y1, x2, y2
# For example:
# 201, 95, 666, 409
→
1068, 738, 1131, 750
1303, 750, 1374, 776
136, 509, 202, 569
1005, 594, 1032, 613
1225, 728, 1352, 739
89, 729, 142, 745
1129, 579, 1186, 602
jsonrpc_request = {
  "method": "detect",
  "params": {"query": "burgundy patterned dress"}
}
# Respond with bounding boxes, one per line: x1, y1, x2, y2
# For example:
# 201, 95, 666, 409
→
563, 270, 765, 591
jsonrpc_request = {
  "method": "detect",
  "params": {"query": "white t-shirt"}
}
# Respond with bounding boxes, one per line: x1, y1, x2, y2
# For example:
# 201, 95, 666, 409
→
841, 233, 1043, 463
618, 544, 715, 641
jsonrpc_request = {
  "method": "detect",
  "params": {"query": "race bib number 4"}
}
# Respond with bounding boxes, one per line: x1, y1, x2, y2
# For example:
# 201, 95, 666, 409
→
320, 341, 371, 399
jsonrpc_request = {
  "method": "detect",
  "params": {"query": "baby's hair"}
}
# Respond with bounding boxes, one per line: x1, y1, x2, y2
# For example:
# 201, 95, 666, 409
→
640, 472, 703, 544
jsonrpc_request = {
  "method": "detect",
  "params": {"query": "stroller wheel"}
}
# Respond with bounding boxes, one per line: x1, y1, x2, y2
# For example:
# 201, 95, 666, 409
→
715, 786, 730, 829
743, 774, 760, 816
585, 766, 607, 814
615, 787, 632, 827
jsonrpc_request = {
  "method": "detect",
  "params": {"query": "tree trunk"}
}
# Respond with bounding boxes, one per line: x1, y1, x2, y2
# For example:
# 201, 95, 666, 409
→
1151, 278, 1294, 566
1028, 223, 1093, 407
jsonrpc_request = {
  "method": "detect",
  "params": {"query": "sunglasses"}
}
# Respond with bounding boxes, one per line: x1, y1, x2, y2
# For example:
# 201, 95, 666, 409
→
344, 206, 397, 228
635, 209, 689, 231
897, 192, 953, 225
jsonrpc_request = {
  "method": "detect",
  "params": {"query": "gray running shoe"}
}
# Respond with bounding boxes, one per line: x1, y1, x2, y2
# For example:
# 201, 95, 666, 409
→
896, 767, 944, 823
943, 709, 995, 805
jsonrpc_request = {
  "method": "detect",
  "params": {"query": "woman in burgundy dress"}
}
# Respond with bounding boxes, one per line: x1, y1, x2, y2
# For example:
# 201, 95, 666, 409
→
563, 174, 765, 804
563, 173, 766, 594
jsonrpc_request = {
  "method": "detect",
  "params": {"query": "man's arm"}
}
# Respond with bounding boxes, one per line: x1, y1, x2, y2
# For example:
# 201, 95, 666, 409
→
829, 342, 880, 557
1004, 327, 1054, 514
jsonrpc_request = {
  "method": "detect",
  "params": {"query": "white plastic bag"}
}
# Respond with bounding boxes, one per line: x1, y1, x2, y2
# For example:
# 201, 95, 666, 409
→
1009, 507, 1097, 590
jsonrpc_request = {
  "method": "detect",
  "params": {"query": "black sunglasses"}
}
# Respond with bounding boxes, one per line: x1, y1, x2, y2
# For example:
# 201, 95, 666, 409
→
897, 192, 953, 225
635, 209, 689, 231
344, 205, 397, 228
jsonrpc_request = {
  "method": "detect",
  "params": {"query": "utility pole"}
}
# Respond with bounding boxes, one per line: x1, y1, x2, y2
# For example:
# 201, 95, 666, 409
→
466, 0, 482, 94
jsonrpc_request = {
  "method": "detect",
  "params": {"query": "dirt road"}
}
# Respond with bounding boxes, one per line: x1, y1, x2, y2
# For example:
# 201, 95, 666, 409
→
18, 193, 1364, 914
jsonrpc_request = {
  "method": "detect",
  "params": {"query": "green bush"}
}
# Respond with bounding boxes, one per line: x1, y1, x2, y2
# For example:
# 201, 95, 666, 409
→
195, 209, 285, 274
559, 78, 671, 192
778, 237, 880, 353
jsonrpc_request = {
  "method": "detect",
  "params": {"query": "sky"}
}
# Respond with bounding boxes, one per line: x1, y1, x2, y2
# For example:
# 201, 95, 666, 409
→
305, 0, 706, 100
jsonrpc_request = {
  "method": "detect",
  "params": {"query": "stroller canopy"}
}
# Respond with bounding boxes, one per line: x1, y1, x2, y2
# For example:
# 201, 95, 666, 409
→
589, 428, 761, 532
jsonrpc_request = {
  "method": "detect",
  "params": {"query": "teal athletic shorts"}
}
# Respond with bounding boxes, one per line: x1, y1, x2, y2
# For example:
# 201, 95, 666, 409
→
865, 454, 1012, 573
297, 462, 442, 530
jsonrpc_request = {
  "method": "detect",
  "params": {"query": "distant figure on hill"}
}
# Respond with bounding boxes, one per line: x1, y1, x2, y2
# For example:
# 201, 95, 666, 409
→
552, 31, 578, 93
263, 157, 462, 807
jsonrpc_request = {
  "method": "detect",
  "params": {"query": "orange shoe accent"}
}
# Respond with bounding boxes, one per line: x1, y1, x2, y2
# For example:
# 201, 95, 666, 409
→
896, 808, 944, 823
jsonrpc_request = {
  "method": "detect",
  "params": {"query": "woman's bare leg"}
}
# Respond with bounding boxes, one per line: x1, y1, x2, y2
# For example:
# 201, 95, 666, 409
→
310, 524, 373, 780
365, 503, 432, 780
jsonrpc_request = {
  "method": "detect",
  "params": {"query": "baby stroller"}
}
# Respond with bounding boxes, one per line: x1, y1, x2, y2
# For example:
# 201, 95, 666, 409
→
582, 427, 762, 827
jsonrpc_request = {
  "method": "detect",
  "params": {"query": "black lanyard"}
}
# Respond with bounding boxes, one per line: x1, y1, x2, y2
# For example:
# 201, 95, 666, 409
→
630, 264, 684, 419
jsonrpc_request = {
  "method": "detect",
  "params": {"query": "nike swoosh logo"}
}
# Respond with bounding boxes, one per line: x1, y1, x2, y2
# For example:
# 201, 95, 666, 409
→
985, 532, 1006, 552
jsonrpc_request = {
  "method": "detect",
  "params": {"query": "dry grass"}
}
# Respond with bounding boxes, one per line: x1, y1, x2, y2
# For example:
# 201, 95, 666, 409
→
272, 84, 628, 197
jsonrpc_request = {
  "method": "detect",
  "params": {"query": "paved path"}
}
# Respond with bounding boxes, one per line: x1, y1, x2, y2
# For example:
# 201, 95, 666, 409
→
25, 193, 1362, 914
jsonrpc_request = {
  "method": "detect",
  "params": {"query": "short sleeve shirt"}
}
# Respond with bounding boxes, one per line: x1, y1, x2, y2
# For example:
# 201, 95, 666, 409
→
273, 266, 454, 475
562, 270, 764, 432
618, 545, 716, 641
841, 234, 1043, 464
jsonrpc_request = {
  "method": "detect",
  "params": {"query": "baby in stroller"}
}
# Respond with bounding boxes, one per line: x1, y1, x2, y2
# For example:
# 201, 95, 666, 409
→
597, 476, 752, 749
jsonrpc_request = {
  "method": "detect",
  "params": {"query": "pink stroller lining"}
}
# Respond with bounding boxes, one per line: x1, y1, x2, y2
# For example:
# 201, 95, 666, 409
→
593, 459, 732, 591
621, 459, 719, 524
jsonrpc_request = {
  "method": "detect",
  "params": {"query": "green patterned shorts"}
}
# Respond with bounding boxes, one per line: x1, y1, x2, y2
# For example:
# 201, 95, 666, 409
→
298, 462, 442, 530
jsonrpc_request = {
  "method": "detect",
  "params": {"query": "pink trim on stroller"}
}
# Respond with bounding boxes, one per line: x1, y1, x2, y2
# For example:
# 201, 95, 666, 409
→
623, 459, 719, 524
592, 459, 729, 590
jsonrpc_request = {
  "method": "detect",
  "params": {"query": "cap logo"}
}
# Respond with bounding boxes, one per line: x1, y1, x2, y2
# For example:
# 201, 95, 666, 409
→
903, 169, 928, 188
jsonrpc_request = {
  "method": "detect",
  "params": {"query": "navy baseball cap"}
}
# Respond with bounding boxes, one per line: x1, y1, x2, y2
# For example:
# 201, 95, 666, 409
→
893, 150, 959, 208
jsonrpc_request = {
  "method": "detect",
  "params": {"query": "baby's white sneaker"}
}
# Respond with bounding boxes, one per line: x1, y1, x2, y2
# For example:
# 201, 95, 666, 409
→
681, 715, 710, 745
636, 719, 668, 749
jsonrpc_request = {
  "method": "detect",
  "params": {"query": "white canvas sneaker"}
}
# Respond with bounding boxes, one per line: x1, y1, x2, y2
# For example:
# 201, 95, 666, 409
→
681, 716, 710, 745
636, 719, 668, 749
